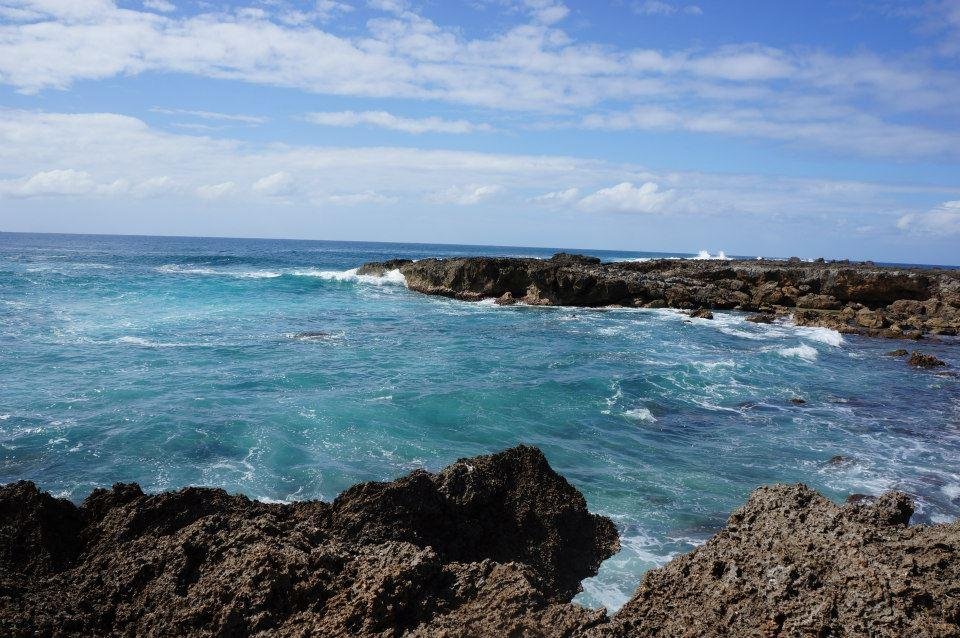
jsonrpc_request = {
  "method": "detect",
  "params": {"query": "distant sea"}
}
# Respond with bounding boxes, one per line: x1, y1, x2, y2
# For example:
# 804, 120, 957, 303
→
1, 232, 958, 609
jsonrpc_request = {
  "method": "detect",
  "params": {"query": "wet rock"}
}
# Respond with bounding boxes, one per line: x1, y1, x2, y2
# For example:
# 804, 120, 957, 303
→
357, 258, 414, 276
745, 313, 775, 324
290, 330, 333, 340
688, 308, 714, 320
846, 493, 876, 505
358, 255, 960, 339
494, 291, 517, 306
824, 454, 854, 467
908, 351, 948, 368
886, 348, 909, 357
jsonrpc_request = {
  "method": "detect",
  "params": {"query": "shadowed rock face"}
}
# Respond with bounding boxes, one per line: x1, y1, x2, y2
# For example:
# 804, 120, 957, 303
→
2, 448, 958, 637
360, 254, 960, 339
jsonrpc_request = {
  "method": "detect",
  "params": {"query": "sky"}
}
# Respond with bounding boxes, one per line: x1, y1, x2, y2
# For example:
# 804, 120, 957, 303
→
1, 1, 959, 263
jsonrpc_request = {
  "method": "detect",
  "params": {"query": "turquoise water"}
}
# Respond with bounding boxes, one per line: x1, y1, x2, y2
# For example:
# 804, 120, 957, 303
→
2, 232, 959, 609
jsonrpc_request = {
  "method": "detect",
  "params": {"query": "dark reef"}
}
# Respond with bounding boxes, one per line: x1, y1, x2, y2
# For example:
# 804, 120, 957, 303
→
2, 446, 958, 637
359, 254, 960, 339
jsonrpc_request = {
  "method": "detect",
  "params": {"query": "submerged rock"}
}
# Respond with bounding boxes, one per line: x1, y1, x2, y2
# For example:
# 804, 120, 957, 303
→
2, 448, 958, 637
886, 348, 910, 357
360, 254, 960, 339
908, 351, 948, 368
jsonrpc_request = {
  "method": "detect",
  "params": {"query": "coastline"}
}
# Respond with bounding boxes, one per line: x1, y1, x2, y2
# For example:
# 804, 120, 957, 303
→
359, 253, 960, 340
2, 445, 956, 636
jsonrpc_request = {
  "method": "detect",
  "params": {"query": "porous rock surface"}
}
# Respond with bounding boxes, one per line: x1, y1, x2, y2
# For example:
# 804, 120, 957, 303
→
359, 254, 960, 339
2, 447, 958, 637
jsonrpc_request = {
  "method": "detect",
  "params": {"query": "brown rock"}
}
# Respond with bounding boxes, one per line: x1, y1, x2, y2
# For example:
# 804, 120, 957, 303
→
494, 291, 517, 306
908, 351, 947, 368
688, 308, 714, 319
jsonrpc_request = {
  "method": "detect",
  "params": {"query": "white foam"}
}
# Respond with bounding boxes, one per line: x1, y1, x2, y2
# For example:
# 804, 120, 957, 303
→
794, 326, 844, 347
115, 336, 200, 348
0, 414, 10, 420
690, 250, 730, 260
943, 483, 960, 500
292, 267, 407, 286
623, 407, 657, 422
779, 343, 818, 361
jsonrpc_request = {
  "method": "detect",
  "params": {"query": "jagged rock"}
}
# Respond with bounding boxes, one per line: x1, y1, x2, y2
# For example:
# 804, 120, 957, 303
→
0, 446, 617, 637
495, 291, 517, 306
789, 397, 806, 405
362, 254, 960, 339
745, 313, 775, 324
605, 485, 959, 638
796, 293, 841, 309
3, 451, 958, 637
908, 351, 948, 368
357, 258, 414, 276
688, 308, 714, 319
886, 348, 909, 357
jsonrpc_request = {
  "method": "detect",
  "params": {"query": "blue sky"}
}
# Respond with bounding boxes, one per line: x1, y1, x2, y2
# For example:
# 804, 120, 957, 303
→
1, 0, 959, 263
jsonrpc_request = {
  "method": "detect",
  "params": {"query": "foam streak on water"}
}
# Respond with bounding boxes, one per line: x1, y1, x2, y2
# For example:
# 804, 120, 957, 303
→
1, 233, 958, 612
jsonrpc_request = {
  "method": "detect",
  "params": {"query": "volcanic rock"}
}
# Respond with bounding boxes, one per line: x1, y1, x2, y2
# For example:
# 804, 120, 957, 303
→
360, 254, 960, 339
3, 450, 958, 637
908, 351, 948, 368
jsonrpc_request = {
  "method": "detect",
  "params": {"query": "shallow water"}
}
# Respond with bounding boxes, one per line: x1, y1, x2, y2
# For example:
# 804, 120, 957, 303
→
1, 232, 958, 610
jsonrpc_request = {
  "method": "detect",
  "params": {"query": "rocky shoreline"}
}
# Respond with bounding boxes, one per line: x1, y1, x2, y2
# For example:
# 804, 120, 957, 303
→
2, 446, 957, 637
359, 254, 960, 339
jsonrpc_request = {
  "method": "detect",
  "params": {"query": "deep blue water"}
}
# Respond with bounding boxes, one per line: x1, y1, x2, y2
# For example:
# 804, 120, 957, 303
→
1, 232, 958, 609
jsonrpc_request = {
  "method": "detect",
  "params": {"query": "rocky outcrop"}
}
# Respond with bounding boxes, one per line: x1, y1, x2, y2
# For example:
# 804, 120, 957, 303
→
361, 254, 960, 339
3, 447, 958, 637
0, 446, 616, 637
607, 485, 959, 638
908, 351, 948, 368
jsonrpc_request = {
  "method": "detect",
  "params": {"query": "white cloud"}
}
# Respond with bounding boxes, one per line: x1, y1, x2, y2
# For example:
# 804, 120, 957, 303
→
142, 0, 174, 13
633, 1, 701, 16
305, 110, 491, 134
0, 0, 955, 163
252, 171, 296, 196
1, 109, 958, 231
150, 108, 268, 124
0, 168, 96, 197
428, 184, 504, 205
578, 181, 673, 214
326, 191, 399, 205
530, 187, 579, 205
196, 181, 237, 200
897, 200, 960, 235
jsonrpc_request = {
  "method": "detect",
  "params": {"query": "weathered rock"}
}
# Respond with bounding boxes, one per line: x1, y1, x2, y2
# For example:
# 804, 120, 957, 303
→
3, 449, 959, 637
357, 258, 414, 276
495, 291, 517, 306
789, 397, 806, 405
362, 254, 960, 339
688, 308, 714, 320
886, 348, 909, 357
908, 351, 948, 368
605, 485, 959, 638
745, 313, 775, 324
0, 446, 617, 637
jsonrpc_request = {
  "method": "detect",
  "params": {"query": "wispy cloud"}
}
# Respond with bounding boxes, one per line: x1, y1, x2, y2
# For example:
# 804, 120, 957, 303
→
633, 1, 702, 16
305, 110, 491, 134
578, 182, 673, 214
0, 0, 956, 161
897, 200, 960, 235
428, 184, 504, 205
150, 108, 268, 125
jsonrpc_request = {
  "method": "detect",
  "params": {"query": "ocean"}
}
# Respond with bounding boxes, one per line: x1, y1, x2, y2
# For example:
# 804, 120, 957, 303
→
1, 232, 958, 610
